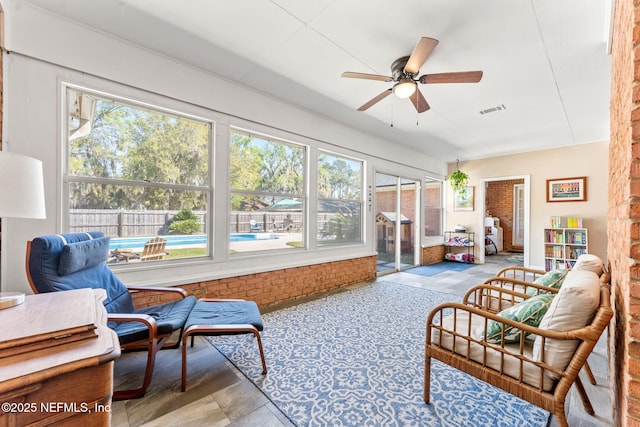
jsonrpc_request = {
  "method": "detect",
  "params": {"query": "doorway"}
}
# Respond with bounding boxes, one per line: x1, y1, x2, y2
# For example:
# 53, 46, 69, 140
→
375, 173, 419, 274
480, 176, 530, 266
513, 184, 525, 246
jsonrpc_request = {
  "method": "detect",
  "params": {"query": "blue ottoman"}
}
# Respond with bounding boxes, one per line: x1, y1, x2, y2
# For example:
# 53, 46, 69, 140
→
181, 298, 267, 391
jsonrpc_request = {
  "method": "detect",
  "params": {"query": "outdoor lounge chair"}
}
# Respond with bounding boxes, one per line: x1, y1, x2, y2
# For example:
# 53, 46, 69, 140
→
250, 219, 263, 232
140, 236, 167, 261
25, 232, 266, 400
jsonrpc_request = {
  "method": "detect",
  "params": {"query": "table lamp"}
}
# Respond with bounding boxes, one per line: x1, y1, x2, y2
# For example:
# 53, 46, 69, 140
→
0, 151, 46, 309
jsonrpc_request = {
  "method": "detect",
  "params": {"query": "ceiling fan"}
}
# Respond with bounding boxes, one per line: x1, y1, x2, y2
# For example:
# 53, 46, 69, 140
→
341, 37, 483, 113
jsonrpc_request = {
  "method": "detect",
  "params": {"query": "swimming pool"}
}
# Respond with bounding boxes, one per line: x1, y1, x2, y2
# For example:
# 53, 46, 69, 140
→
110, 234, 208, 250
230, 233, 279, 242
110, 233, 278, 250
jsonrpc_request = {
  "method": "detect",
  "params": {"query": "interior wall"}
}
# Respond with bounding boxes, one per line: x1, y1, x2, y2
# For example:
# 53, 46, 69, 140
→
446, 141, 608, 269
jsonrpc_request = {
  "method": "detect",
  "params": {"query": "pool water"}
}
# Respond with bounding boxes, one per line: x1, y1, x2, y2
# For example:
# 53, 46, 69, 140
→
110, 233, 278, 250
230, 233, 279, 242
110, 234, 207, 250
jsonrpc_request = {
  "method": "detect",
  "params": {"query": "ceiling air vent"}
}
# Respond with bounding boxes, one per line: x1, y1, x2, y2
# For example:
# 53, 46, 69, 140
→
479, 104, 506, 115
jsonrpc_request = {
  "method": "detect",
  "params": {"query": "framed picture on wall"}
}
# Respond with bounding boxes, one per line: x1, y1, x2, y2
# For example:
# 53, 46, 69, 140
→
546, 176, 587, 202
454, 186, 474, 211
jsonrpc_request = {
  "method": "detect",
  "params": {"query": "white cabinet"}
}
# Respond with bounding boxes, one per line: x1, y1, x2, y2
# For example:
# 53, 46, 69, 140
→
484, 217, 503, 252
543, 228, 588, 271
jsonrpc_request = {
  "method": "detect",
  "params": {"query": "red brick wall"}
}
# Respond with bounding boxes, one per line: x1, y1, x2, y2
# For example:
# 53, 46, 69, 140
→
376, 188, 416, 223
421, 245, 444, 265
131, 255, 377, 310
610, 0, 635, 425
486, 179, 524, 252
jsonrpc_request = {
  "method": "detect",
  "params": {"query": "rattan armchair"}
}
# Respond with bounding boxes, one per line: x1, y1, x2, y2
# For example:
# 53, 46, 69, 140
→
424, 272, 612, 427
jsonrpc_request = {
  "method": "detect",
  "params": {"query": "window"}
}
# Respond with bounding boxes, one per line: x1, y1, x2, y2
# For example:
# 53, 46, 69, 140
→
424, 178, 443, 240
65, 86, 211, 262
317, 152, 363, 245
229, 129, 306, 253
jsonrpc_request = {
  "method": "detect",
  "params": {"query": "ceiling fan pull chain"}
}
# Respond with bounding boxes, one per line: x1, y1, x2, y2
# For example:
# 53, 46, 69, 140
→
390, 102, 394, 128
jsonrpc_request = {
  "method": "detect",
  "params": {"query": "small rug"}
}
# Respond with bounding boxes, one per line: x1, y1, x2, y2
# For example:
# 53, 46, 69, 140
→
404, 262, 475, 277
502, 254, 524, 264
210, 281, 549, 427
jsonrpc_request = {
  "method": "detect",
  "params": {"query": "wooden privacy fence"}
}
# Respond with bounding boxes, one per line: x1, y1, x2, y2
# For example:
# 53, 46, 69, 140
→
70, 209, 336, 236
229, 212, 334, 233
69, 209, 207, 237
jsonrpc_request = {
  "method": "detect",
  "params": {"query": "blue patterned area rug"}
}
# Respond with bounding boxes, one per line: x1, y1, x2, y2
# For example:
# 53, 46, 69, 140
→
405, 262, 475, 276
210, 281, 550, 427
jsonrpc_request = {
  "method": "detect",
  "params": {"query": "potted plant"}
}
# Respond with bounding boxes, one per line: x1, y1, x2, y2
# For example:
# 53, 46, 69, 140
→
447, 165, 469, 194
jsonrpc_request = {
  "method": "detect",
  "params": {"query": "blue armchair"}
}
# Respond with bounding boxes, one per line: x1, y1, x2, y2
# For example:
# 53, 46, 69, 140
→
26, 232, 197, 400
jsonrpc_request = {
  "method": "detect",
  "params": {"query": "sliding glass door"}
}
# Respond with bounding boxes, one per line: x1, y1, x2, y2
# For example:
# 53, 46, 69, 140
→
375, 173, 419, 274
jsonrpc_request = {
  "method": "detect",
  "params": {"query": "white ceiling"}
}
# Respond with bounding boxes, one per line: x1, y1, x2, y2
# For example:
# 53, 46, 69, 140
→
22, 0, 612, 163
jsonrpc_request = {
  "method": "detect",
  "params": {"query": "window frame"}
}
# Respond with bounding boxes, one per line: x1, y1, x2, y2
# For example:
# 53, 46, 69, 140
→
423, 177, 444, 246
227, 127, 308, 254
62, 83, 215, 264
316, 149, 365, 247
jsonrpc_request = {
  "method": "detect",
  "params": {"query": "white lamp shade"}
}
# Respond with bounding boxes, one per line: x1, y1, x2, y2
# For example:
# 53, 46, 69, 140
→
0, 152, 46, 219
393, 79, 417, 99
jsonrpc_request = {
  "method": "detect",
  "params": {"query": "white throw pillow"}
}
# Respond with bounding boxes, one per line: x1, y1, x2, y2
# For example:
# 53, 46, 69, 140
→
572, 254, 604, 276
532, 269, 600, 379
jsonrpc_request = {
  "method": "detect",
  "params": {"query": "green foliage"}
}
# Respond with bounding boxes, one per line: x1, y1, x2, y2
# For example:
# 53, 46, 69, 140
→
169, 209, 201, 235
229, 132, 305, 208
325, 213, 361, 242
318, 154, 362, 199
68, 94, 209, 210
173, 208, 199, 222
447, 169, 469, 194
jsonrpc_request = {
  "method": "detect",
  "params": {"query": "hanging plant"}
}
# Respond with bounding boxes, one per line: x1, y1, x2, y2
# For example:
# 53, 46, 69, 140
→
447, 159, 469, 194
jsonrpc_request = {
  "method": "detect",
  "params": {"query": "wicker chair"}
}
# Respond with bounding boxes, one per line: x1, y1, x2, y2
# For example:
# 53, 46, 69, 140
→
424, 271, 612, 427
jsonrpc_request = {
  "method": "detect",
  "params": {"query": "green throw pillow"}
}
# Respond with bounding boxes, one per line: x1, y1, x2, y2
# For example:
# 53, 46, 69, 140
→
525, 270, 568, 296
483, 293, 555, 344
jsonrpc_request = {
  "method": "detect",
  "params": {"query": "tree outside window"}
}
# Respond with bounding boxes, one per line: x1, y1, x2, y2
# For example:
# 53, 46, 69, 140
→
65, 86, 211, 262
228, 130, 305, 253
317, 152, 363, 245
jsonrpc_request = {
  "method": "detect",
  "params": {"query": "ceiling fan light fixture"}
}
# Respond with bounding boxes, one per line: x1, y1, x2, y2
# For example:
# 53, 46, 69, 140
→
393, 78, 416, 99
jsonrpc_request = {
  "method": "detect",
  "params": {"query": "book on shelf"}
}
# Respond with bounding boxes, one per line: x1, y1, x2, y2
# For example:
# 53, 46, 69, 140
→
549, 216, 583, 228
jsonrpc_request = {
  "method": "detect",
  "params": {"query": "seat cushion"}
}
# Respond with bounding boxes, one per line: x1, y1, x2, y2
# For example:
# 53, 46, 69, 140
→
112, 295, 197, 344
431, 310, 555, 391
532, 269, 600, 378
184, 300, 264, 332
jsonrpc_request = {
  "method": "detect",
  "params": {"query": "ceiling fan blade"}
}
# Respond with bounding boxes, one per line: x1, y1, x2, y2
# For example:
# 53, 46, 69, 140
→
419, 71, 483, 84
404, 37, 439, 75
342, 71, 392, 82
409, 89, 430, 113
357, 89, 393, 111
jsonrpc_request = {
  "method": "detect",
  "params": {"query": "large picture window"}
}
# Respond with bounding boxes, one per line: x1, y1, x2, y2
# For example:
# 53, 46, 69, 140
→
229, 129, 306, 253
424, 178, 443, 240
65, 86, 211, 262
317, 152, 363, 245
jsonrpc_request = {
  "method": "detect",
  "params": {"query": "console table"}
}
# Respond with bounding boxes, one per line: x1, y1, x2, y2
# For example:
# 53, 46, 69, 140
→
0, 288, 120, 426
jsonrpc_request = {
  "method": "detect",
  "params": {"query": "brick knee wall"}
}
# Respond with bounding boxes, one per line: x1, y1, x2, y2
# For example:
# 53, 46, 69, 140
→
130, 255, 377, 310
421, 245, 445, 265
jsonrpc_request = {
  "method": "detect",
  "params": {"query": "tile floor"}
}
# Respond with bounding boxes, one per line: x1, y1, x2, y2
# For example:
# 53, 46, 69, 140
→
111, 255, 612, 426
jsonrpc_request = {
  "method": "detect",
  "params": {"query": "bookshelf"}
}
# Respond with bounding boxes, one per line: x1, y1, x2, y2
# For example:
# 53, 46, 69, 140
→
543, 227, 588, 271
